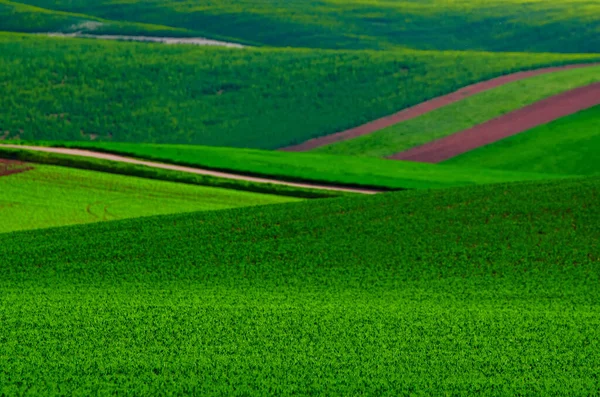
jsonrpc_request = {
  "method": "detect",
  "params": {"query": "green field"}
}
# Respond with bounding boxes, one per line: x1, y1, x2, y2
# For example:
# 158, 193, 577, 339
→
8, 0, 600, 53
22, 141, 570, 190
446, 106, 600, 175
1, 33, 599, 148
0, 164, 297, 233
1, 176, 599, 394
314, 65, 600, 157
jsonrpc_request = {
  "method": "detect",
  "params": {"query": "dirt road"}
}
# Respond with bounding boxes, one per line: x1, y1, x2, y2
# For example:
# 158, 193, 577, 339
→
44, 33, 245, 48
389, 82, 600, 163
0, 145, 382, 195
281, 63, 599, 152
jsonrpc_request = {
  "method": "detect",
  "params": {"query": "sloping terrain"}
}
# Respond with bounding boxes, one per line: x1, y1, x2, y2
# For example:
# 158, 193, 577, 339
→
446, 106, 600, 175
2, 142, 570, 191
1, 33, 599, 148
0, 163, 297, 233
10, 0, 600, 52
1, 176, 599, 394
315, 65, 600, 157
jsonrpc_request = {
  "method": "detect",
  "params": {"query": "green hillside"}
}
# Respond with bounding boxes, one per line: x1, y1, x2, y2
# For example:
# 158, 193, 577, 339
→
446, 106, 600, 175
0, 0, 201, 37
0, 163, 297, 233
1, 33, 599, 148
10, 0, 600, 52
30, 141, 569, 190
1, 176, 599, 394
315, 65, 600, 157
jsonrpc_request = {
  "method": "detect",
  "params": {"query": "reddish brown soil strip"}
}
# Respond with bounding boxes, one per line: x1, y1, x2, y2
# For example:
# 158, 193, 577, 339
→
0, 159, 33, 177
280, 63, 599, 152
389, 82, 600, 163
0, 145, 382, 195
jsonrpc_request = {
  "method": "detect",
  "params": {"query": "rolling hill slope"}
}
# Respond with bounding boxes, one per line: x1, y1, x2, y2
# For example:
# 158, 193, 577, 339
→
0, 163, 297, 233
10, 0, 600, 52
446, 106, 600, 175
1, 32, 599, 148
1, 176, 599, 394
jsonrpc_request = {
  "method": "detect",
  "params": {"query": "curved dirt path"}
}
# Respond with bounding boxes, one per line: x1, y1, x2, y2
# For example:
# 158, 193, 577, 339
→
389, 82, 600, 163
0, 145, 381, 195
44, 33, 245, 48
281, 63, 599, 152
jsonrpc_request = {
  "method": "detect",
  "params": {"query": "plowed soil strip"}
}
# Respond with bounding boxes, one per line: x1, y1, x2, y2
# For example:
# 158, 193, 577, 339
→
0, 159, 33, 177
0, 145, 382, 195
281, 63, 599, 152
389, 82, 600, 163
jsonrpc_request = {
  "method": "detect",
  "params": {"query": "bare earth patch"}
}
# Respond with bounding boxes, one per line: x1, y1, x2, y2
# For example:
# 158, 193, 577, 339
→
0, 159, 33, 177
389, 82, 600, 163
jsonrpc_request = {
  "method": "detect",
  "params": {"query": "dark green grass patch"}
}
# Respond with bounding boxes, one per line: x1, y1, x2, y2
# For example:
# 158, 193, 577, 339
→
446, 106, 600, 176
10, 0, 600, 53
1, 176, 599, 394
1, 33, 598, 148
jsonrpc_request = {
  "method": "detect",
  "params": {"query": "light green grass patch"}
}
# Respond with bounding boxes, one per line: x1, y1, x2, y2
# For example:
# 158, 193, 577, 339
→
314, 66, 600, 157
34, 141, 572, 190
0, 164, 297, 233
445, 106, 600, 175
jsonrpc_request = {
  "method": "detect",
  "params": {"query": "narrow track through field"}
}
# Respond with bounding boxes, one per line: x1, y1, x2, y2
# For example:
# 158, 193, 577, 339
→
389, 82, 600, 163
0, 145, 382, 194
281, 63, 599, 152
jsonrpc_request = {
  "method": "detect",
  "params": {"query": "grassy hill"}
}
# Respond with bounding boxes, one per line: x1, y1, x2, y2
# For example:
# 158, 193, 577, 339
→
314, 65, 600, 157
0, 0, 205, 37
0, 163, 297, 233
1, 33, 599, 148
9, 0, 600, 52
1, 176, 599, 394
446, 106, 600, 175
25, 141, 570, 190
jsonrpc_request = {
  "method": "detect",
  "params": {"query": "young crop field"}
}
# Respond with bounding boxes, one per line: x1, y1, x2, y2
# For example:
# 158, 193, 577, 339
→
446, 106, 600, 176
31, 141, 571, 190
0, 163, 297, 233
314, 65, 600, 157
1, 176, 599, 394
1, 33, 599, 148
7, 0, 600, 53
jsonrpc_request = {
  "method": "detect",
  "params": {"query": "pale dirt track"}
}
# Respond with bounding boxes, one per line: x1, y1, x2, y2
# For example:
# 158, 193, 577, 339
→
389, 82, 600, 163
0, 145, 382, 195
281, 63, 599, 152
44, 33, 245, 48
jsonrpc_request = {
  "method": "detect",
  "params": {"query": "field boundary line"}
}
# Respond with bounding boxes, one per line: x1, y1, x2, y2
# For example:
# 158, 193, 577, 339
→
280, 63, 600, 152
0, 145, 382, 195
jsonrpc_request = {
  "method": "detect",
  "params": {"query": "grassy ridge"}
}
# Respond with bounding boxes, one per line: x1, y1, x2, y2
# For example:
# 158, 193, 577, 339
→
0, 0, 207, 38
0, 163, 298, 233
446, 106, 600, 175
1, 176, 599, 393
27, 141, 571, 190
315, 65, 600, 157
11, 0, 600, 53
1, 33, 599, 148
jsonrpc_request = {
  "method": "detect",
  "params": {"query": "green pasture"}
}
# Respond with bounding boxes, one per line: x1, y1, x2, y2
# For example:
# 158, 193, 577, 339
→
315, 65, 600, 157
0, 164, 296, 233
7, 0, 600, 53
1, 33, 599, 148
446, 106, 600, 175
30, 141, 570, 190
1, 176, 598, 394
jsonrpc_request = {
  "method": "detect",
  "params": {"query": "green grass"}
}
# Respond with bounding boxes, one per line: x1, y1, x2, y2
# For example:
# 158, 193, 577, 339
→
1, 33, 599, 148
315, 65, 600, 157
27, 140, 573, 190
446, 106, 600, 175
9, 0, 600, 53
0, 163, 297, 233
1, 176, 599, 394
